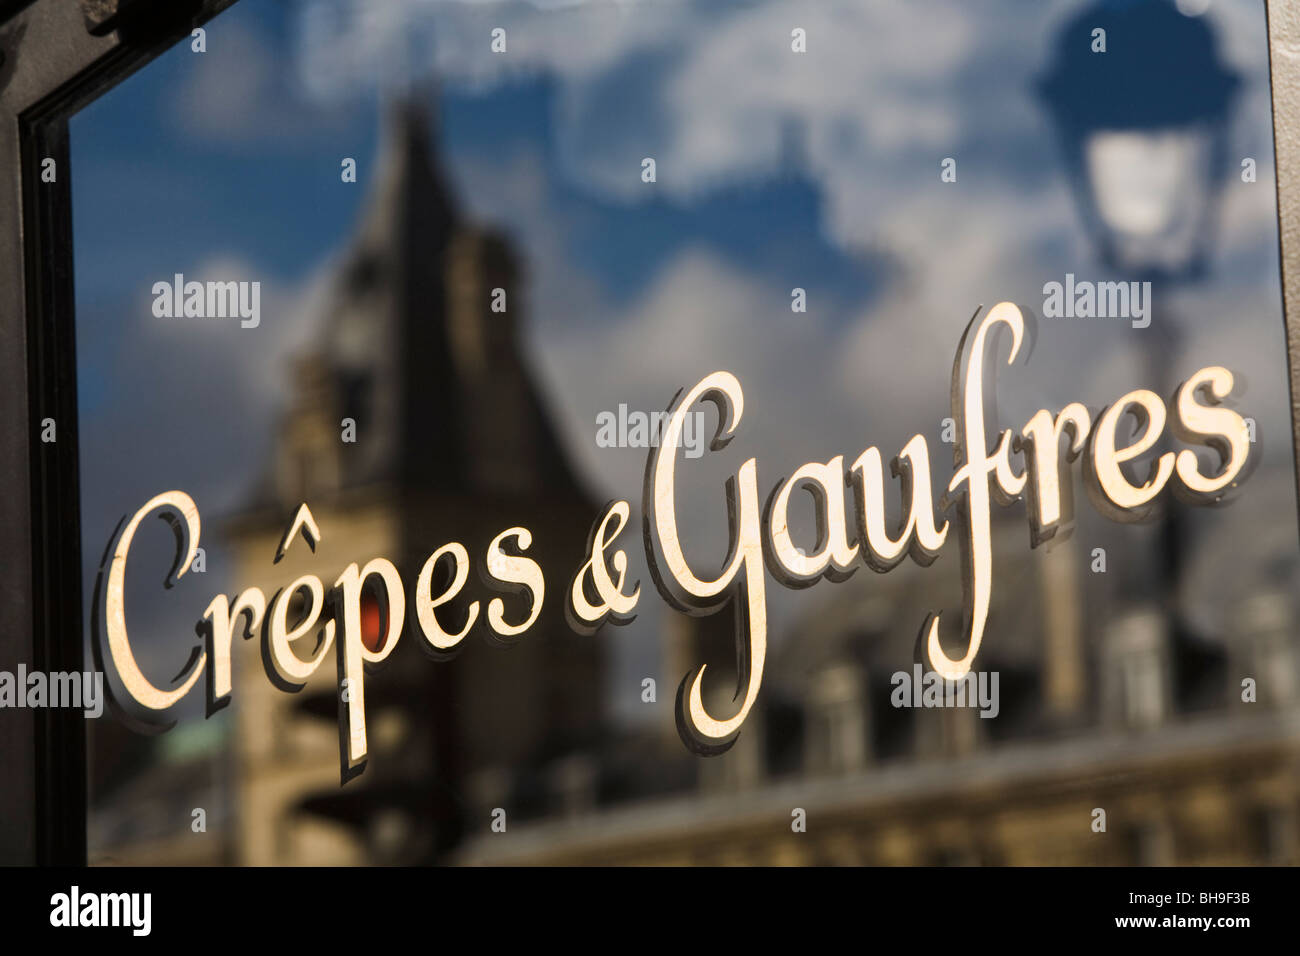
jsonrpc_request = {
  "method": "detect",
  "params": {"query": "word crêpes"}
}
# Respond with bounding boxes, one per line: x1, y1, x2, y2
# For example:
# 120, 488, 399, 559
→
97, 302, 1251, 779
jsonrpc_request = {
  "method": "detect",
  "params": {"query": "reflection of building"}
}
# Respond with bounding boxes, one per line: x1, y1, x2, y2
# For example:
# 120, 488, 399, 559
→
456, 513, 1300, 866
87, 721, 234, 866
81, 3, 1300, 866
221, 97, 602, 864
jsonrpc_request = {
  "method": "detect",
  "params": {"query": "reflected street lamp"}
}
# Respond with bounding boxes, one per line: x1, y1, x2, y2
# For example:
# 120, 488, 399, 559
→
1038, 0, 1239, 282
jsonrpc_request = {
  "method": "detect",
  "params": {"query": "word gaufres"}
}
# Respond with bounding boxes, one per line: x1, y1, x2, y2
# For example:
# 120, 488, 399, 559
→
97, 302, 1251, 778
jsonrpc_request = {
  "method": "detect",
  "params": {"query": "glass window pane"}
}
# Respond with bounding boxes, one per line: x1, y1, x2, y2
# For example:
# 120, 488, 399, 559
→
72, 0, 1300, 866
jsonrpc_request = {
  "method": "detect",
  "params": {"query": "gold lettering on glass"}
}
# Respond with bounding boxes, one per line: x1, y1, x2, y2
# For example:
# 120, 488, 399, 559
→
94, 303, 1255, 779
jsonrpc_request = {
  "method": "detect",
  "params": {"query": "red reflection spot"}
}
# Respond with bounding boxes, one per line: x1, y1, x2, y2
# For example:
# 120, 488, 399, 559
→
360, 591, 385, 652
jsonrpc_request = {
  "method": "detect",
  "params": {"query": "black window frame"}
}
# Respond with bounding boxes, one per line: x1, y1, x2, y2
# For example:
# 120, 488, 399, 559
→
0, 0, 237, 865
